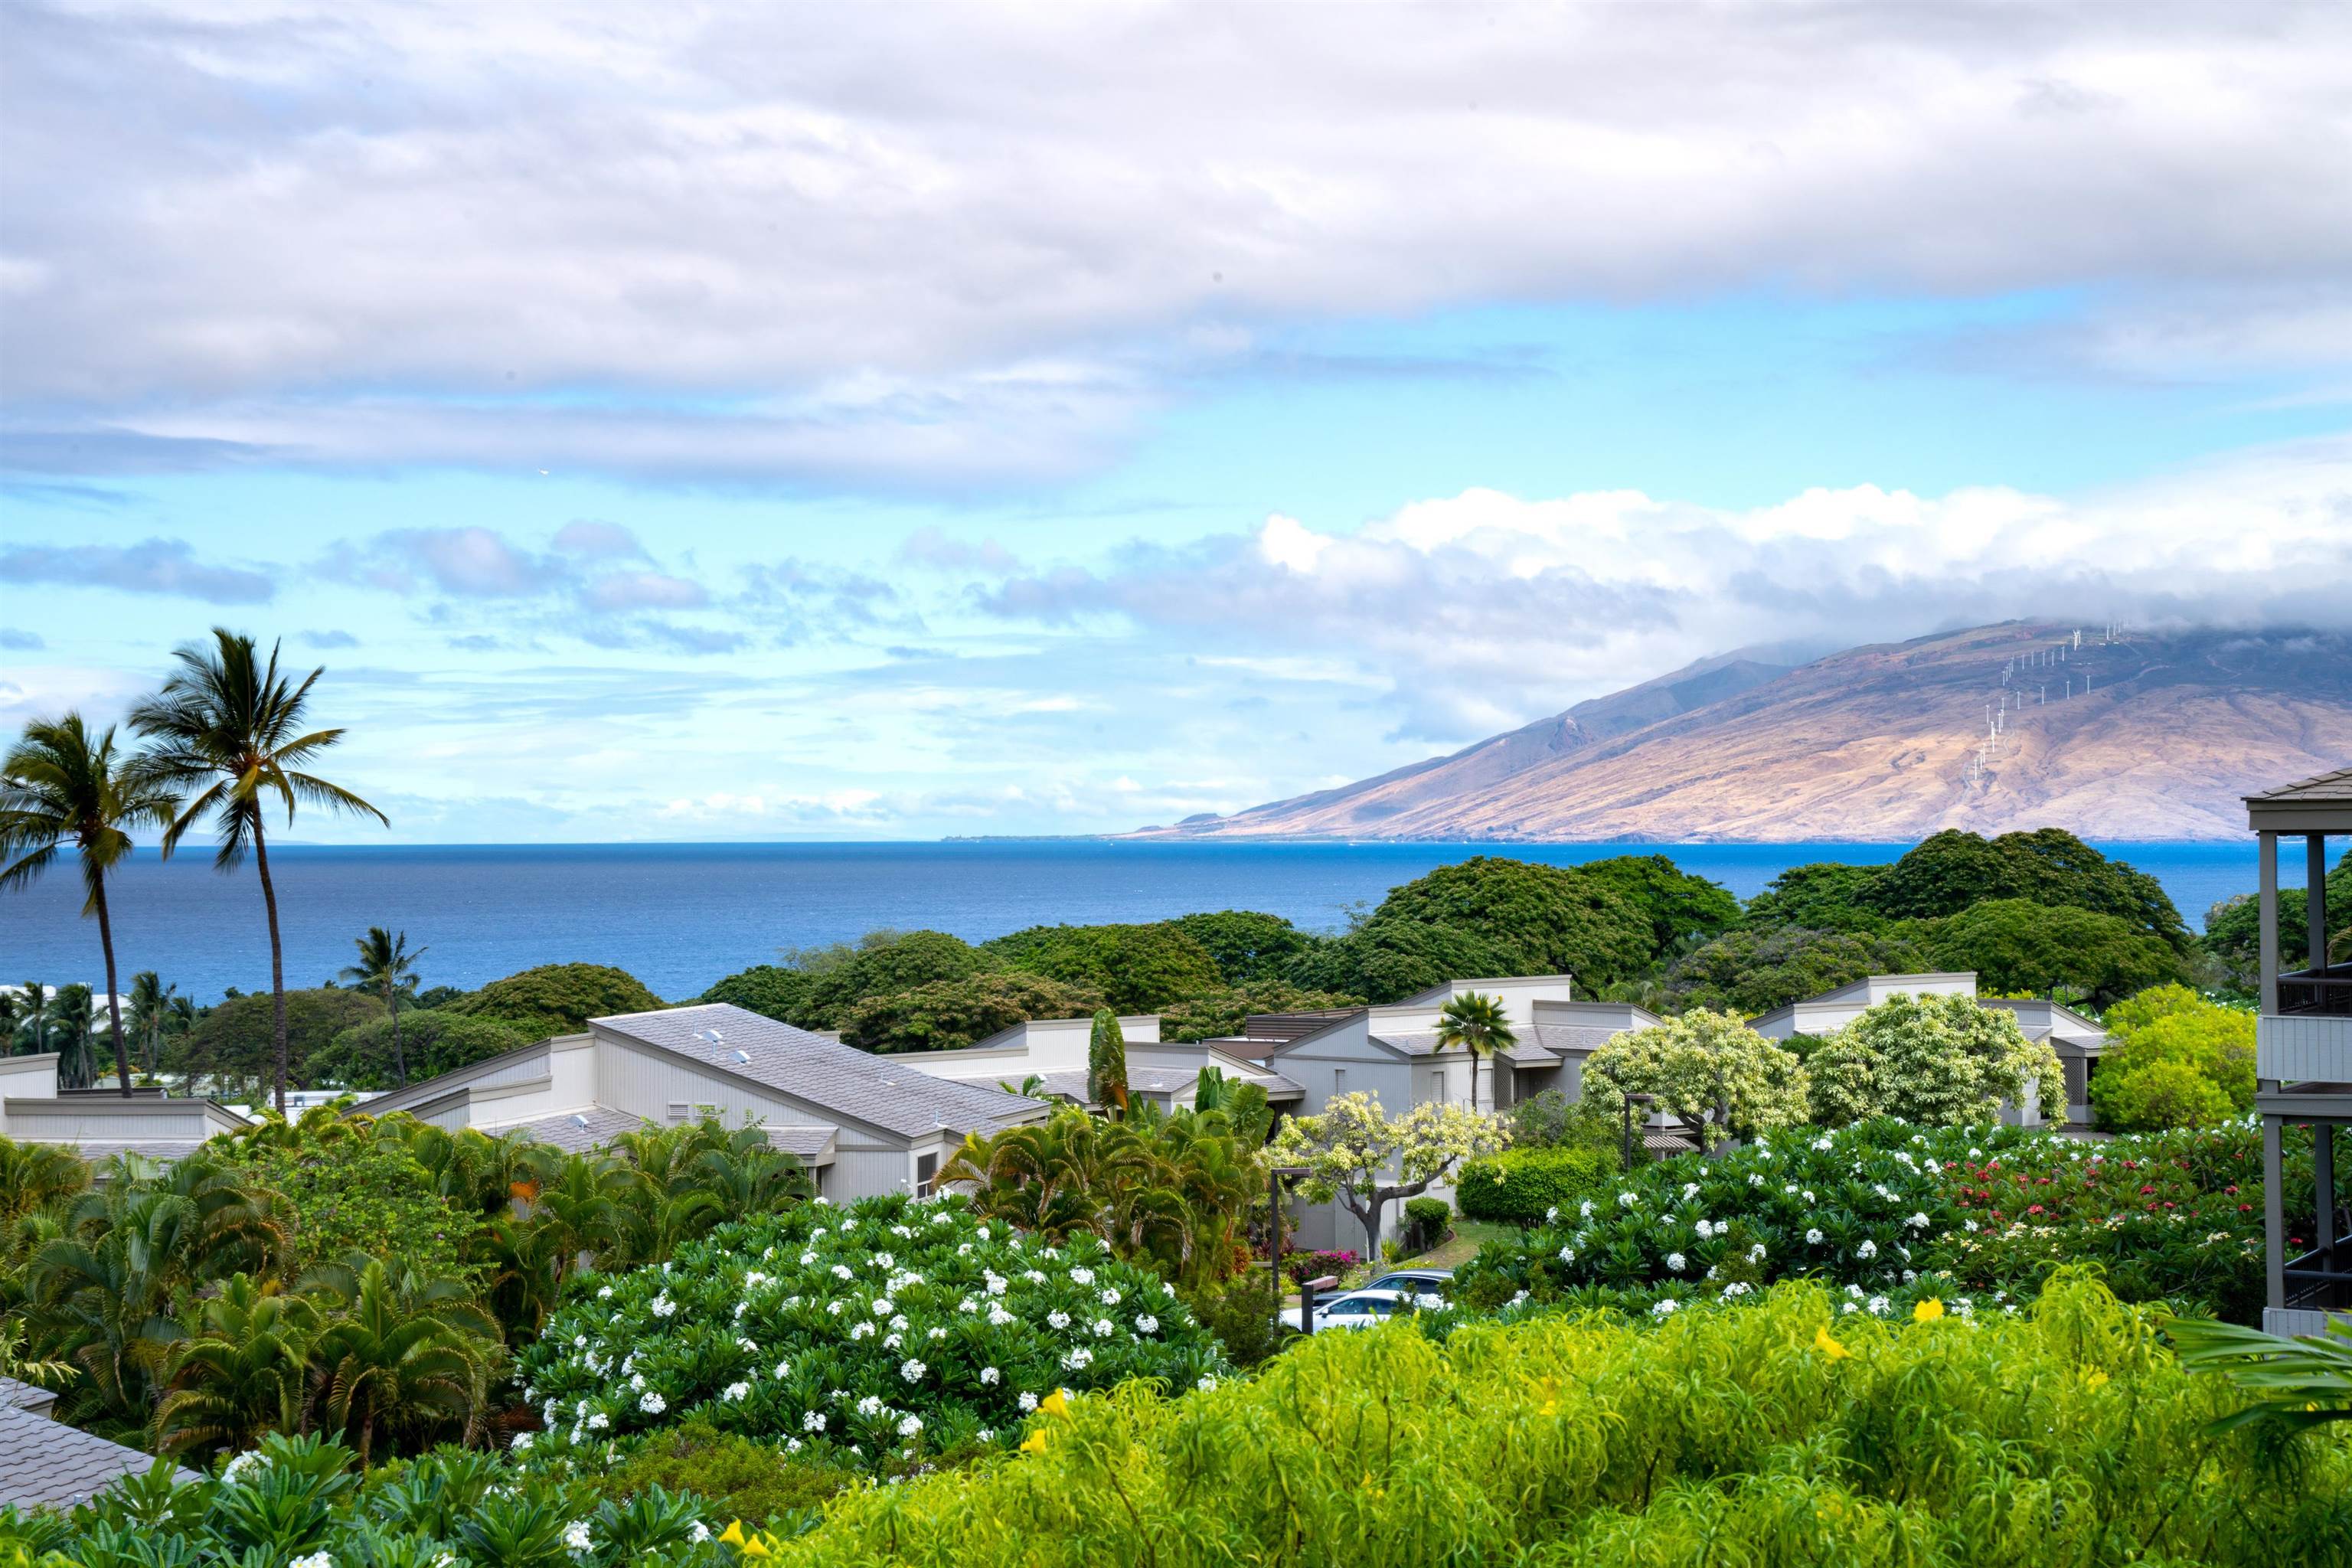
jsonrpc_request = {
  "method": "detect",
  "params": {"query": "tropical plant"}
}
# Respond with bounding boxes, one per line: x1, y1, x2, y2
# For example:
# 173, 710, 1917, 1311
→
445, 961, 663, 1040
1433, 991, 1515, 1113
1578, 1010, 1810, 1149
840, 972, 1103, 1054
8, 979, 54, 1056
1155, 981, 1361, 1044
0, 1316, 75, 1390
1455, 1145, 1616, 1227
126, 969, 180, 1076
341, 926, 429, 1086
1661, 923, 1932, 1015
983, 921, 1226, 1013
2167, 1312, 2352, 1436
302, 1254, 500, 1466
1086, 1008, 1129, 1115
1266, 1092, 1510, 1257
1805, 989, 2063, 1127
156, 1272, 323, 1458
130, 629, 388, 1112
309, 1008, 530, 1092
2091, 984, 2257, 1131
51, 982, 96, 1089
0, 713, 182, 1096
1923, 897, 2187, 1007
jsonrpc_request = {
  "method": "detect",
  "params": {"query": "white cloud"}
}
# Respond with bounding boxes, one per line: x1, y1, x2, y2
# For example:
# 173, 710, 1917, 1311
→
4, 2, 2346, 482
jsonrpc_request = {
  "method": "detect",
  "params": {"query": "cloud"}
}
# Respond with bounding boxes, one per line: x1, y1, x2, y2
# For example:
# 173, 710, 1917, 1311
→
323, 526, 551, 596
552, 521, 647, 559
580, 571, 710, 612
0, 630, 46, 650
299, 629, 359, 648
0, 537, 275, 603
4, 2, 2346, 483
898, 528, 1023, 574
978, 434, 2352, 743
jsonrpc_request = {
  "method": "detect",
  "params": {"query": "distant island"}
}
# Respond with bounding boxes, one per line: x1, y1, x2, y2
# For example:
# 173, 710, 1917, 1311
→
1122, 622, 2352, 843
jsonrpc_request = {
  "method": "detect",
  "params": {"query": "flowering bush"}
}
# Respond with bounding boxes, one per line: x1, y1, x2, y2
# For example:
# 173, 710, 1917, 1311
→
1806, 990, 2063, 1126
1452, 1118, 2318, 1326
516, 1191, 1227, 1470
1279, 1248, 1358, 1285
1577, 1010, 1809, 1148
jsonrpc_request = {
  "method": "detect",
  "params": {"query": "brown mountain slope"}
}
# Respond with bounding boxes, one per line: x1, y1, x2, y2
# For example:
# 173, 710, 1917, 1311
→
1131, 622, 2352, 841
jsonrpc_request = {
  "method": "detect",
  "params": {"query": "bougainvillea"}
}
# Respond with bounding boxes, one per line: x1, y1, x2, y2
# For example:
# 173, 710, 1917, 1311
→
514, 1191, 1226, 1472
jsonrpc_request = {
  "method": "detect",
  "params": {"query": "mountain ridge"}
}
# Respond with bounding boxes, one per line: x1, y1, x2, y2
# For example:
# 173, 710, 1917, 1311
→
1125, 622, 2352, 843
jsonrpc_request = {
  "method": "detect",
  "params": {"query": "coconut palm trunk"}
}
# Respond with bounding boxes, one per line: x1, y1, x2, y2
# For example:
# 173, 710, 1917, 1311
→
91, 877, 131, 1095
252, 825, 291, 1111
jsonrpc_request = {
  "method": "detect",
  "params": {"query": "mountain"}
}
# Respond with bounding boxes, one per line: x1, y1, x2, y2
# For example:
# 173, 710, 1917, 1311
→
1127, 622, 2352, 841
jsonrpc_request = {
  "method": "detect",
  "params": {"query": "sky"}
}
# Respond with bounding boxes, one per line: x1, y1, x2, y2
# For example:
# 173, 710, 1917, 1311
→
2, 1, 2350, 842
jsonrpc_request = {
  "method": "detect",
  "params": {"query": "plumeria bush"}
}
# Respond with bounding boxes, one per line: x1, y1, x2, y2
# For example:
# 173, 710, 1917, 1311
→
1577, 1010, 1810, 1148
515, 1191, 1227, 1472
1452, 1117, 2321, 1325
1807, 990, 2063, 1126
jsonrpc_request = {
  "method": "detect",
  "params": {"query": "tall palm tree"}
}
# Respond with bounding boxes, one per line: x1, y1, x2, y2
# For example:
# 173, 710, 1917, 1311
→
0, 988, 19, 1049
0, 716, 181, 1096
11, 982, 55, 1057
126, 971, 178, 1078
340, 928, 426, 1087
52, 985, 95, 1090
1434, 991, 1517, 1115
129, 630, 387, 1113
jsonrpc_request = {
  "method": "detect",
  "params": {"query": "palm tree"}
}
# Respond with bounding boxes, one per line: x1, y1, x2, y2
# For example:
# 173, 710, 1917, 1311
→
0, 988, 18, 1049
129, 630, 387, 1113
1434, 991, 1517, 1115
0, 716, 180, 1097
155, 1272, 321, 1459
52, 984, 95, 1090
340, 928, 426, 1087
126, 971, 178, 1078
301, 1256, 496, 1465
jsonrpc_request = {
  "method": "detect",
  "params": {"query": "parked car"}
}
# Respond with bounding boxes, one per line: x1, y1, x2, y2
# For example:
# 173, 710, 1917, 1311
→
1279, 1287, 1445, 1333
1362, 1267, 1452, 1296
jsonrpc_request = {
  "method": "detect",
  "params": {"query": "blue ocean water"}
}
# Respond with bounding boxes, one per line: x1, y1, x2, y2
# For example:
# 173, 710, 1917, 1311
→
0, 839, 2276, 1004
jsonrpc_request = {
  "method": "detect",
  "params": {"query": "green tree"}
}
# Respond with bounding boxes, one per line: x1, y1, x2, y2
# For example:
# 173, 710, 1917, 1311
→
698, 963, 814, 1023
839, 972, 1103, 1054
340, 927, 427, 1087
1087, 1008, 1129, 1116
1924, 898, 2185, 1007
1157, 982, 1362, 1043
984, 922, 1225, 1013
796, 930, 995, 1027
445, 962, 663, 1039
1433, 991, 1516, 1114
0, 714, 181, 1097
1579, 1011, 1809, 1149
51, 983, 95, 1089
1741, 861, 1890, 933
130, 629, 388, 1113
8, 980, 55, 1055
1662, 924, 1932, 1016
214, 1110, 484, 1278
310, 1010, 529, 1092
1806, 990, 2063, 1126
1168, 911, 1317, 985
2090, 984, 2256, 1131
2201, 845, 2352, 991
126, 971, 178, 1077
182, 987, 381, 1097
1863, 828, 2190, 951
1266, 1093, 1508, 1259
302, 1255, 497, 1466
1573, 854, 1743, 956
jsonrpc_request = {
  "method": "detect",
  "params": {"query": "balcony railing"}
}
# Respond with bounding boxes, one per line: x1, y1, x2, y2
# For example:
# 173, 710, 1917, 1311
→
2280, 963, 2352, 1017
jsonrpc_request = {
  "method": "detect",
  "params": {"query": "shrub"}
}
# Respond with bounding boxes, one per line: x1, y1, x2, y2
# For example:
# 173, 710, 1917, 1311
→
1578, 1010, 1808, 1148
1661, 925, 1932, 1016
2089, 1058, 2236, 1135
447, 962, 664, 1039
588, 1416, 855, 1526
840, 972, 1103, 1053
1403, 1196, 1452, 1253
1923, 897, 2186, 1007
177, 986, 382, 1089
1456, 1146, 1616, 1227
213, 1115, 484, 1276
2091, 984, 2256, 1131
1805, 991, 2063, 1127
309, 1009, 531, 1090
982, 922, 1225, 1013
750, 1274, 2352, 1568
1175, 1278, 1294, 1370
1280, 1248, 1359, 1285
515, 1192, 1227, 1472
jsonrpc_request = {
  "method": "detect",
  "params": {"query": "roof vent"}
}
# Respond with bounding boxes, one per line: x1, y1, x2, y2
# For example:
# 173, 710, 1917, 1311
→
571, 1113, 590, 1130
697, 1028, 726, 1046
733, 1049, 752, 1065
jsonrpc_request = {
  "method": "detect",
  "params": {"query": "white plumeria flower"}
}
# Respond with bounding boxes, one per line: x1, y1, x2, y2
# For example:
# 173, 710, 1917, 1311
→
1197, 1374, 1218, 1392
292, 1553, 335, 1568
1047, 1310, 1072, 1331
857, 1394, 884, 1416
1651, 1298, 1679, 1317
722, 1382, 751, 1403
511, 1432, 534, 1451
897, 1413, 924, 1438
900, 1358, 927, 1383
1070, 1266, 1095, 1285
650, 1293, 675, 1318
1856, 1240, 1878, 1259
1805, 1229, 1824, 1245
1746, 1245, 1766, 1263
563, 1522, 593, 1554
1018, 1391, 1039, 1411
1063, 1347, 1094, 1370
588, 1412, 609, 1431
639, 1391, 666, 1415
803, 1411, 828, 1432
980, 1366, 1001, 1385
688, 1522, 710, 1544
1867, 1295, 1890, 1315
1093, 1318, 1115, 1338
1665, 1252, 1686, 1272
1099, 1288, 1121, 1306
1136, 1314, 1158, 1333
1559, 1246, 1576, 1263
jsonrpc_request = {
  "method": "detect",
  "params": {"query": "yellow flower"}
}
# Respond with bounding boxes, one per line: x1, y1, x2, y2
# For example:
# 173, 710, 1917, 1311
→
1021, 1429, 1050, 1455
718, 1521, 746, 1548
1814, 1325, 1851, 1361
1040, 1388, 1070, 1419
2082, 1369, 2109, 1390
742, 1536, 773, 1560
1913, 1298, 1945, 1323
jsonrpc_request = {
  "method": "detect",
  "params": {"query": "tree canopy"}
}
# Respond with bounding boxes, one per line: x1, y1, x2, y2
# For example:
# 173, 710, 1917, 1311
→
1578, 1010, 1810, 1148
1662, 925, 1932, 1016
1806, 990, 2062, 1127
309, 1010, 531, 1091
982, 921, 1225, 1013
2090, 984, 2256, 1132
1740, 862, 1890, 934
1572, 854, 1743, 954
444, 962, 664, 1039
1923, 898, 2185, 1007
697, 962, 814, 1023
1167, 910, 1317, 985
839, 972, 1103, 1054
1862, 829, 2190, 952
180, 986, 381, 1093
1158, 982, 1361, 1044
1266, 1092, 1508, 1256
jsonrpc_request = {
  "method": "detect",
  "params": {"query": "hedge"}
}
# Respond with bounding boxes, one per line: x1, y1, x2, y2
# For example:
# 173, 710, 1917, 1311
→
1456, 1145, 1617, 1226
760, 1273, 2352, 1567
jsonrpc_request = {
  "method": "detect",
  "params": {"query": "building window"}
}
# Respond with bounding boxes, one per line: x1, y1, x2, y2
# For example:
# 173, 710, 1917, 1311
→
1428, 1070, 1445, 1105
1331, 1069, 1348, 1099
914, 1152, 939, 1198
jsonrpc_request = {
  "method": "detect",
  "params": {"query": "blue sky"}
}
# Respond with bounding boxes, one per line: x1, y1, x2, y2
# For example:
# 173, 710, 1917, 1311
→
3, 2, 2349, 841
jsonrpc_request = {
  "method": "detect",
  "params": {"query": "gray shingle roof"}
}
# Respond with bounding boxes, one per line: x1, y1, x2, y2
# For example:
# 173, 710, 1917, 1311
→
497, 1106, 648, 1154
0, 1403, 199, 1508
1530, 1022, 1632, 1054
596, 1005, 1049, 1141
1370, 1031, 1442, 1057
2246, 766, 2352, 805
0, 1376, 57, 1413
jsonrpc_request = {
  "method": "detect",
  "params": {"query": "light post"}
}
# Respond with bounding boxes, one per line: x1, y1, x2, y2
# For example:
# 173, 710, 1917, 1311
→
1622, 1092, 1656, 1171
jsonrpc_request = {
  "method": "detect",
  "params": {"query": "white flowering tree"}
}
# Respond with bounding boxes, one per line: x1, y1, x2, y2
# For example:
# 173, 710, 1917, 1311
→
1808, 991, 2064, 1126
1578, 1009, 1809, 1150
1267, 1092, 1508, 1258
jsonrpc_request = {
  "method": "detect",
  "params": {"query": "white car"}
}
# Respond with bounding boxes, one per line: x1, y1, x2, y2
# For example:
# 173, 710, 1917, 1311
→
1279, 1287, 1442, 1333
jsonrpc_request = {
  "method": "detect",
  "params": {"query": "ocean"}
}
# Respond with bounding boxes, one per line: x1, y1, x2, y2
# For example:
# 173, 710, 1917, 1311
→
0, 839, 2278, 1004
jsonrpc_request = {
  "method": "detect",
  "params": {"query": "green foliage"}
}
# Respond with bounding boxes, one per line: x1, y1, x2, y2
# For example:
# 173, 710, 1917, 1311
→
1455, 1146, 1616, 1227
1579, 1010, 1809, 1148
1267, 1093, 1510, 1256
1433, 990, 1516, 1114
1806, 991, 2064, 1128
2202, 844, 2352, 989
1923, 897, 2186, 1006
2167, 1313, 2352, 1439
697, 962, 814, 1023
1571, 854, 1743, 955
1086, 1008, 1128, 1111
1862, 828, 2191, 950
983, 921, 1225, 1012
1402, 1195, 1452, 1252
1661, 924, 1932, 1016
515, 1192, 1227, 1472
309, 1010, 531, 1091
2090, 984, 2256, 1132
1167, 910, 1317, 985
752, 1273, 2352, 1568
798, 929, 995, 1027
1740, 861, 1890, 933
180, 986, 382, 1091
840, 972, 1102, 1053
446, 962, 664, 1040
216, 1114, 485, 1278
1174, 1277, 1293, 1370
942, 1106, 1261, 1289
1157, 982, 1361, 1043
588, 1416, 854, 1527
1289, 857, 1655, 1002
